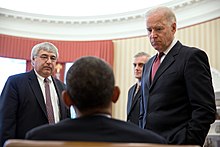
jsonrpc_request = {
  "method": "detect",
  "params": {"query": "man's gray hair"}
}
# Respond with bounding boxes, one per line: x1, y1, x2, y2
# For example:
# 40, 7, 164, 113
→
134, 52, 151, 58
30, 42, 59, 60
145, 6, 176, 25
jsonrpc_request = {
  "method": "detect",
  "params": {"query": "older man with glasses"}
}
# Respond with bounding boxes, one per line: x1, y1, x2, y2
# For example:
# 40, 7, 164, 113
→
0, 42, 69, 147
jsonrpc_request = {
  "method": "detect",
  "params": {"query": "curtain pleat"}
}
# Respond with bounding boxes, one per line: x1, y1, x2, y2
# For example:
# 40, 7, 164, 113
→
26, 60, 33, 71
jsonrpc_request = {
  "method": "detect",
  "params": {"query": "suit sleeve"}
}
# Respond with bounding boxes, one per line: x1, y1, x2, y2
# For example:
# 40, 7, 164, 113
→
127, 87, 132, 115
0, 77, 18, 146
184, 49, 216, 145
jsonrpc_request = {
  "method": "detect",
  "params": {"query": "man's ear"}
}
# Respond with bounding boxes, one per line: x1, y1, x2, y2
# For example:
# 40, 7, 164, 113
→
172, 22, 177, 33
62, 91, 74, 108
112, 86, 120, 103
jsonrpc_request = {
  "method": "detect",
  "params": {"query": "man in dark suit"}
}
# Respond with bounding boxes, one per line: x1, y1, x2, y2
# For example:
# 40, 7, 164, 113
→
0, 42, 69, 147
127, 52, 150, 126
140, 6, 216, 146
25, 56, 166, 144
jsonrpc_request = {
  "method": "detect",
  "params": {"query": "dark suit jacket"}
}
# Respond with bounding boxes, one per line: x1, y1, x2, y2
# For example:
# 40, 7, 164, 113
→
26, 115, 166, 144
0, 69, 69, 146
141, 41, 216, 146
127, 83, 141, 125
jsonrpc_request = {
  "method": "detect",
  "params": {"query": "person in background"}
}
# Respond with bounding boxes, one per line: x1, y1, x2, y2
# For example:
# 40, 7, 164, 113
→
0, 42, 69, 147
140, 6, 216, 146
25, 56, 166, 144
127, 52, 150, 126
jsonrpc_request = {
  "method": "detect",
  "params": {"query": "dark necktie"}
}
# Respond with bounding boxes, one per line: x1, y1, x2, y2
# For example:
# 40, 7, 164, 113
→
151, 52, 164, 81
44, 78, 55, 124
132, 84, 140, 101
133, 84, 140, 100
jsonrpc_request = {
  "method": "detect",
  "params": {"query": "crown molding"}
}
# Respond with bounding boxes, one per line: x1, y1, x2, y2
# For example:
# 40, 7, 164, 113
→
0, 0, 219, 40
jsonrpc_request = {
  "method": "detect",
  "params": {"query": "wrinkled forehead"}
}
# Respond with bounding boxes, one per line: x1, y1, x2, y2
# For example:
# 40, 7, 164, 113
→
146, 20, 167, 29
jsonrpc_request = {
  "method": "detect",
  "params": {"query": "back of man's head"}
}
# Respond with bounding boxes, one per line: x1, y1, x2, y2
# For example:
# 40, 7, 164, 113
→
66, 56, 115, 113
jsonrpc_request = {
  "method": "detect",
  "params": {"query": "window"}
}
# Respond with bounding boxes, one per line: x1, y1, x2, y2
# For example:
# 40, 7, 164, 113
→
0, 57, 26, 94
64, 62, 74, 84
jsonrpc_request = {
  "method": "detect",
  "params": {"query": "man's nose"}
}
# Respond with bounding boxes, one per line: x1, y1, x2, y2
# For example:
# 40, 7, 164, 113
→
151, 29, 157, 37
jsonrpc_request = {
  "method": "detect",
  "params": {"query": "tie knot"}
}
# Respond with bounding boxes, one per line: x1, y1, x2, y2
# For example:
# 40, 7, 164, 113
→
136, 83, 141, 91
158, 52, 164, 59
44, 78, 50, 83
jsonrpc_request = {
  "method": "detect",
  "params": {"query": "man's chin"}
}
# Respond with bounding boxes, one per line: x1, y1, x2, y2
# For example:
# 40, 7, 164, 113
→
151, 44, 160, 50
43, 70, 52, 77
135, 76, 141, 79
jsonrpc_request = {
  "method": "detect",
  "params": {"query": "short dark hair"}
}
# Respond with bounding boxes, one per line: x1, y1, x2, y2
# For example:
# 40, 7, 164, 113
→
66, 56, 115, 112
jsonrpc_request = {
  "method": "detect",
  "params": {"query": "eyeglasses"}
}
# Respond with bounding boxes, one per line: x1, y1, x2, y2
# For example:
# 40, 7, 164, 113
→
37, 54, 57, 62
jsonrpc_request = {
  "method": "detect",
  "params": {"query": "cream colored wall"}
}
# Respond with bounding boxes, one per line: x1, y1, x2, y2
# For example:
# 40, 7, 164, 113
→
176, 18, 220, 70
112, 18, 220, 121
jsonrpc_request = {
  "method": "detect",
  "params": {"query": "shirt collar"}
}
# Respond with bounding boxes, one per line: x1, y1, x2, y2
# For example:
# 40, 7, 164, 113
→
163, 38, 178, 55
34, 69, 52, 82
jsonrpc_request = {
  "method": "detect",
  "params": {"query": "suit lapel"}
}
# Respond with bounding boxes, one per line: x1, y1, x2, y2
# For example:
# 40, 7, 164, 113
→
145, 58, 155, 89
130, 90, 141, 111
151, 56, 174, 85
150, 41, 181, 87
28, 70, 47, 118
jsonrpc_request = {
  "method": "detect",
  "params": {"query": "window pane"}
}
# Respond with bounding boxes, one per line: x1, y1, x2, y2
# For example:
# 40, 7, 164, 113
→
64, 62, 74, 84
0, 57, 26, 94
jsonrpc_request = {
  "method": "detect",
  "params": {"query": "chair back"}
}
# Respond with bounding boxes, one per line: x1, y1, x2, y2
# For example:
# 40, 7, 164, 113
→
3, 139, 200, 147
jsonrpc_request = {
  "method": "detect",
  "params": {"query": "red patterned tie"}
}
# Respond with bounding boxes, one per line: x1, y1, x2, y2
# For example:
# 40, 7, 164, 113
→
151, 52, 164, 81
44, 78, 55, 124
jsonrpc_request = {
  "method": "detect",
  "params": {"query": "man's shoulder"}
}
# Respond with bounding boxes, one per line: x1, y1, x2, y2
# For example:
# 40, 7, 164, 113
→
108, 118, 166, 143
53, 77, 63, 83
7, 70, 32, 82
26, 118, 71, 139
128, 84, 136, 90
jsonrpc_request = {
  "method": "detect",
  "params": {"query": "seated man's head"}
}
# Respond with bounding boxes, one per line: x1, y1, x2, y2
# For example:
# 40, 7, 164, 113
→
63, 56, 120, 117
